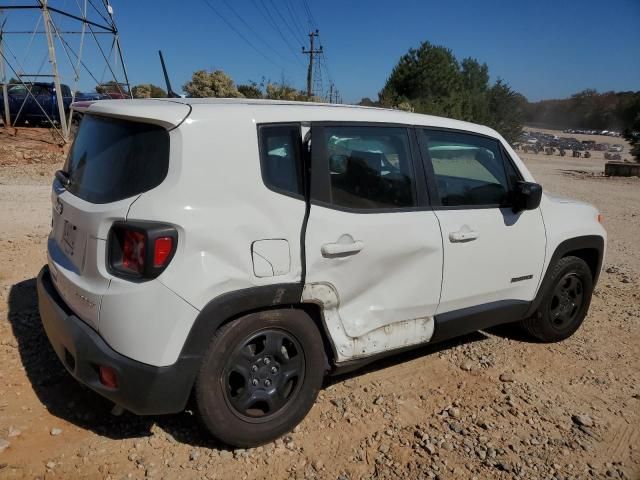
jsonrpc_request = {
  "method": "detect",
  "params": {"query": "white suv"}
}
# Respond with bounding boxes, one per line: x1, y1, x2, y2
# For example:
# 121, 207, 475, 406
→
37, 99, 606, 447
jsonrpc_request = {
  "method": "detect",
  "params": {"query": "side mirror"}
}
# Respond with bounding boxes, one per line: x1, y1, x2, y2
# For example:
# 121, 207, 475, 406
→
513, 181, 542, 212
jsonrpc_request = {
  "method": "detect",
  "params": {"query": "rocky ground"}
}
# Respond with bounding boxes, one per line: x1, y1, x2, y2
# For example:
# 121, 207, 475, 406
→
0, 128, 638, 479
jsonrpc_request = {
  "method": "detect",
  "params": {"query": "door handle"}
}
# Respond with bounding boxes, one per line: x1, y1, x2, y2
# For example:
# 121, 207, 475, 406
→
449, 229, 479, 243
321, 240, 364, 257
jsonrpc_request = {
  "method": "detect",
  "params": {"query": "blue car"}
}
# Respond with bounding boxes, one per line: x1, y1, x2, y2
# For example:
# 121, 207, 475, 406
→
0, 82, 109, 125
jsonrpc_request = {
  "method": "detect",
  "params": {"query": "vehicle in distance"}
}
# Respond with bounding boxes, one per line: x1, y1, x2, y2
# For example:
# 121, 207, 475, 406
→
0, 82, 109, 125
37, 99, 606, 447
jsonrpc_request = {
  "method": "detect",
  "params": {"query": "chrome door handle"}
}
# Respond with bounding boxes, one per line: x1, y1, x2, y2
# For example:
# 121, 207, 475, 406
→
321, 240, 364, 257
449, 229, 479, 243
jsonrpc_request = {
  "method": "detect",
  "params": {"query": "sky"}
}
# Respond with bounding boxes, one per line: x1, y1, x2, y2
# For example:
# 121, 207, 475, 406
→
1, 0, 639, 102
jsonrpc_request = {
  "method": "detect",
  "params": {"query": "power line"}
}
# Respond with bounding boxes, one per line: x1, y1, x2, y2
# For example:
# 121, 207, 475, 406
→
255, 0, 304, 67
268, 0, 304, 46
284, 0, 306, 41
301, 0, 317, 29
219, 0, 295, 67
200, 0, 288, 72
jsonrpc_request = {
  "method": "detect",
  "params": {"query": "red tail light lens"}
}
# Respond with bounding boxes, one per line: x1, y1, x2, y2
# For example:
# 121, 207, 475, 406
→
122, 230, 146, 274
108, 222, 177, 280
99, 365, 118, 389
154, 237, 174, 267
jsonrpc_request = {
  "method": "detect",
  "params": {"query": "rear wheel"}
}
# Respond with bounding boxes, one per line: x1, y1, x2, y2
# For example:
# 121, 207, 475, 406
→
195, 309, 326, 447
522, 256, 593, 342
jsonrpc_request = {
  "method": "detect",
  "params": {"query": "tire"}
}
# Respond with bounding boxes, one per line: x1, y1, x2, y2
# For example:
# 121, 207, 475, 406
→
195, 309, 326, 447
522, 256, 593, 342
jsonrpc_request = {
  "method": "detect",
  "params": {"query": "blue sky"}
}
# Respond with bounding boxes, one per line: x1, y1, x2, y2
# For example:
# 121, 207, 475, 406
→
2, 0, 639, 102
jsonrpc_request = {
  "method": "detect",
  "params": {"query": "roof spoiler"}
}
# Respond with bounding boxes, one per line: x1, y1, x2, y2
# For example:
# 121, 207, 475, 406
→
70, 101, 96, 112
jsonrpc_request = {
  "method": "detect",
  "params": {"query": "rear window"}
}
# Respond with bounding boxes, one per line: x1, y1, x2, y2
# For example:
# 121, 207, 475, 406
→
64, 115, 169, 204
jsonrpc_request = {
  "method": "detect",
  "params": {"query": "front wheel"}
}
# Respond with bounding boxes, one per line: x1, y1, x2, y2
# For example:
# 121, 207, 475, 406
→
195, 309, 326, 447
522, 256, 593, 342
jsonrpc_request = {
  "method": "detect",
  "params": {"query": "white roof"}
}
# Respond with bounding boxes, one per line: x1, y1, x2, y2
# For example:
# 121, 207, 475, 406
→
72, 98, 500, 138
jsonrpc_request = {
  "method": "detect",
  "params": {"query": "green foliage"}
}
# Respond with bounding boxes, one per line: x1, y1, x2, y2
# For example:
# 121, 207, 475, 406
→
460, 58, 490, 124
485, 80, 526, 145
265, 82, 319, 102
379, 41, 523, 143
357, 97, 378, 107
237, 82, 263, 99
525, 90, 640, 131
621, 96, 640, 162
96, 81, 127, 95
182, 70, 243, 98
380, 41, 464, 118
131, 84, 167, 99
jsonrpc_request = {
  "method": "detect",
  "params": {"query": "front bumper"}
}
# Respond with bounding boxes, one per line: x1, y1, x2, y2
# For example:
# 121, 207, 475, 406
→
36, 266, 199, 415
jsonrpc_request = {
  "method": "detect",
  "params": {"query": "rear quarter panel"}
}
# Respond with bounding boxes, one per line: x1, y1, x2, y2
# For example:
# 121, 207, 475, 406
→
126, 104, 307, 311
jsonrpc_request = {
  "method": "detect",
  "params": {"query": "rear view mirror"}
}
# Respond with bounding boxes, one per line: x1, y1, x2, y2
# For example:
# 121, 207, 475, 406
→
513, 181, 542, 212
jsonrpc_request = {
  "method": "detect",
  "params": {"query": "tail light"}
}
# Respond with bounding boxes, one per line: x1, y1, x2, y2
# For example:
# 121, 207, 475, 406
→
108, 221, 178, 280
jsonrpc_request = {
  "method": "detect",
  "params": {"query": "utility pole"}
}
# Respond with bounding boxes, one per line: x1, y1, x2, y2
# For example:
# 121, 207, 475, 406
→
302, 29, 322, 97
0, 11, 10, 127
42, 0, 68, 139
328, 83, 333, 103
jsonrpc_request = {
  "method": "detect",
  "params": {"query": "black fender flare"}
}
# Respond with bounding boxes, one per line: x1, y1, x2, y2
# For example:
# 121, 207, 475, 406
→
525, 235, 604, 317
178, 283, 304, 360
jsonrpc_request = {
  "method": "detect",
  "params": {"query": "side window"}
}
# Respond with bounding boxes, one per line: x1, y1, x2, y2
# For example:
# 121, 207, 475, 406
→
421, 129, 519, 207
258, 124, 303, 197
320, 126, 417, 209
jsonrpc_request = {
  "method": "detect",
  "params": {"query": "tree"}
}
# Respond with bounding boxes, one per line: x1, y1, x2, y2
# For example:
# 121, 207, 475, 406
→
486, 80, 525, 145
131, 84, 167, 99
182, 70, 243, 98
379, 41, 464, 118
237, 82, 263, 99
460, 58, 490, 123
265, 82, 315, 101
621, 96, 640, 161
378, 41, 524, 143
96, 80, 127, 95
357, 97, 378, 107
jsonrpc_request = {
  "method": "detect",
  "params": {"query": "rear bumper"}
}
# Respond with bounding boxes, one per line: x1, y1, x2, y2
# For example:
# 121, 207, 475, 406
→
36, 265, 199, 415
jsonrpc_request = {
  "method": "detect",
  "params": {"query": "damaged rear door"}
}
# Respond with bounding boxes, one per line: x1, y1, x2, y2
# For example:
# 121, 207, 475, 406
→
302, 123, 443, 362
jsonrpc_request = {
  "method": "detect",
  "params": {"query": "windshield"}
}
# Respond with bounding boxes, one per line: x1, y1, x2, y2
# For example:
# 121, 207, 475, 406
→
64, 115, 169, 204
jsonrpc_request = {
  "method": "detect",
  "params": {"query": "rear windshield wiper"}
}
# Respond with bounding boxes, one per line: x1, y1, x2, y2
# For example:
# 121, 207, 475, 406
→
55, 170, 71, 188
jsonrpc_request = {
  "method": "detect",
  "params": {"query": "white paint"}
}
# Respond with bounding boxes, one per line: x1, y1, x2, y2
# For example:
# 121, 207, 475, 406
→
301, 283, 435, 361
434, 207, 547, 314
251, 239, 291, 277
47, 99, 606, 367
304, 206, 443, 359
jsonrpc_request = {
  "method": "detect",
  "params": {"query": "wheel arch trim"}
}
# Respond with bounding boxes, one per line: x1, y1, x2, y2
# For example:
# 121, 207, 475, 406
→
526, 235, 604, 317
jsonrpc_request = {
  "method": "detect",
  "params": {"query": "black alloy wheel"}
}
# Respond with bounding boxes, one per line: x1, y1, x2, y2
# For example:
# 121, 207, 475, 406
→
224, 329, 305, 421
195, 309, 326, 447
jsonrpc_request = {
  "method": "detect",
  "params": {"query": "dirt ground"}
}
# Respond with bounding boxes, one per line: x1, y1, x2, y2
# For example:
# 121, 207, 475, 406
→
0, 127, 638, 480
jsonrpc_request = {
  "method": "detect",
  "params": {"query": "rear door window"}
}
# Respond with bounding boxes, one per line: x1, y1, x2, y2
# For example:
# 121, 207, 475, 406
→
64, 115, 169, 204
316, 125, 417, 210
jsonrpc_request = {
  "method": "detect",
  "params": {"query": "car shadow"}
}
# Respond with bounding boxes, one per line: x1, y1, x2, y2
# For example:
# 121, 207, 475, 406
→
485, 321, 540, 343
8, 278, 496, 449
7, 278, 225, 449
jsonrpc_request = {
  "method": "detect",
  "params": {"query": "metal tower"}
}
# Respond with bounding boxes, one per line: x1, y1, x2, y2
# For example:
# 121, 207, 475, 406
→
0, 0, 131, 141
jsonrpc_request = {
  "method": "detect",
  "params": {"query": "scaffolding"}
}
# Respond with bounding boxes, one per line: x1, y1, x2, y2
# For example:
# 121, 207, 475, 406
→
0, 0, 130, 141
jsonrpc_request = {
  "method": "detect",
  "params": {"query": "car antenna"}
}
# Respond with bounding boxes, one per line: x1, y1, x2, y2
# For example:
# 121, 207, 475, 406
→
159, 50, 180, 98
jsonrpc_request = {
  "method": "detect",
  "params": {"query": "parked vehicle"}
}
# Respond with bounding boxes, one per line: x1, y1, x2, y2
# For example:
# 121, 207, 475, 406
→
0, 82, 108, 125
37, 99, 606, 447
608, 144, 623, 153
